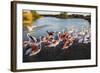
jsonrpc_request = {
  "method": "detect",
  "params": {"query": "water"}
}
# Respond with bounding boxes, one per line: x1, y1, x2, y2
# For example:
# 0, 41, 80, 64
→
23, 17, 90, 41
23, 17, 91, 62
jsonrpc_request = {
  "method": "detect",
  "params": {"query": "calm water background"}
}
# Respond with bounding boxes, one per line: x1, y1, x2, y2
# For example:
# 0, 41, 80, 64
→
23, 17, 90, 41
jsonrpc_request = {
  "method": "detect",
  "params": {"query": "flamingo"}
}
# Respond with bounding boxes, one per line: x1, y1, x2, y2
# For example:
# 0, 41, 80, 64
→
24, 33, 41, 56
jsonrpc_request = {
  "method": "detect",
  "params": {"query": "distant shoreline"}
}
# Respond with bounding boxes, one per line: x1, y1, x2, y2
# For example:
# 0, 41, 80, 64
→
40, 14, 91, 23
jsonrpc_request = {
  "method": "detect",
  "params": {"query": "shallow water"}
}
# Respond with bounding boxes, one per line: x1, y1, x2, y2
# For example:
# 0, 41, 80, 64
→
23, 17, 91, 62
23, 17, 90, 41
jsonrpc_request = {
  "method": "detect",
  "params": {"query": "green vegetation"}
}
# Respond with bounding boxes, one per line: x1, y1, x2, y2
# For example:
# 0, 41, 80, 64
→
58, 12, 68, 19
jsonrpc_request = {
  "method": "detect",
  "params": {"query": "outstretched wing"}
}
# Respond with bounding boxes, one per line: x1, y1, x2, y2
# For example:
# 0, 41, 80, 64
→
27, 33, 37, 43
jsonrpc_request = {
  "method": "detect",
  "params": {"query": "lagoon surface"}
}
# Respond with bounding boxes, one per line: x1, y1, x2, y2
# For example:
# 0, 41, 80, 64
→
23, 17, 90, 41
23, 17, 91, 62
